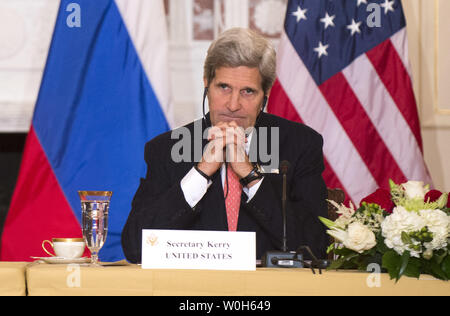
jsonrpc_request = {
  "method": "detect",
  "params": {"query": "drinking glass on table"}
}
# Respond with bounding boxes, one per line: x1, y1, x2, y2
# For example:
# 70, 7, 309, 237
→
78, 191, 112, 266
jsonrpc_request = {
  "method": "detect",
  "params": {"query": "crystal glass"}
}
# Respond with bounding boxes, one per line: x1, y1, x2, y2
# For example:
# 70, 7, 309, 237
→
78, 191, 112, 266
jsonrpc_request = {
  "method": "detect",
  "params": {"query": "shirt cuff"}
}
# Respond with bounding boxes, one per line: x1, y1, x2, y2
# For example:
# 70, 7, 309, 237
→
180, 167, 212, 208
242, 177, 264, 202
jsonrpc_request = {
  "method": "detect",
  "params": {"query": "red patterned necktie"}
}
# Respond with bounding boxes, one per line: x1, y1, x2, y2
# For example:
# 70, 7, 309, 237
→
223, 166, 242, 231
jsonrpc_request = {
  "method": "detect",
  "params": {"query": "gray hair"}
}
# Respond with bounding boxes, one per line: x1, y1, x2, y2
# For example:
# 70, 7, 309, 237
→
203, 28, 276, 94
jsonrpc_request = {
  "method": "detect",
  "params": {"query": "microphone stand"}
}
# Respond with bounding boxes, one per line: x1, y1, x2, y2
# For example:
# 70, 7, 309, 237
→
262, 161, 304, 268
262, 161, 331, 270
282, 167, 287, 252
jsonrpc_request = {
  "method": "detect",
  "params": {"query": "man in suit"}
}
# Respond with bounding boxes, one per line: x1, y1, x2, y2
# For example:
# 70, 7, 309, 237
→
121, 28, 328, 264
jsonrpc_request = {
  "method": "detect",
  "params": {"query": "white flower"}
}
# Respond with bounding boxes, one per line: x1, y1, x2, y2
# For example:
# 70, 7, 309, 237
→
344, 222, 377, 253
327, 229, 347, 244
402, 181, 428, 200
423, 248, 433, 260
381, 206, 426, 258
328, 222, 377, 253
419, 209, 450, 251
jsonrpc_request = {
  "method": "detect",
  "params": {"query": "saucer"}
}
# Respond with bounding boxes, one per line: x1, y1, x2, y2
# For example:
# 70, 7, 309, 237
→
31, 256, 91, 264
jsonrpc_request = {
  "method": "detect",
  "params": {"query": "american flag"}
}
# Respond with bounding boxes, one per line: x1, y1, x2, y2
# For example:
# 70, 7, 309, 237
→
268, 0, 432, 205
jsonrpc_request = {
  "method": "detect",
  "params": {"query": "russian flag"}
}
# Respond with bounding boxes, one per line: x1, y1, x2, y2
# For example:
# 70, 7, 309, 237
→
0, 0, 172, 262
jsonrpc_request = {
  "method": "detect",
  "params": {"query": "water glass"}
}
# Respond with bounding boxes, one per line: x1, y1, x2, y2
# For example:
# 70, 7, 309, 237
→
78, 191, 112, 266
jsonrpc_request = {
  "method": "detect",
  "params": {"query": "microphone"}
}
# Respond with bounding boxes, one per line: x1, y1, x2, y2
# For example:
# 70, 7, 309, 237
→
280, 160, 290, 252
261, 160, 331, 271
262, 160, 304, 268
202, 87, 209, 127
262, 95, 268, 112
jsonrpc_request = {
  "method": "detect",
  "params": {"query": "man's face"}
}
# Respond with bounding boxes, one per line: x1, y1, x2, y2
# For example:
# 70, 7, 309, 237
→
205, 66, 265, 130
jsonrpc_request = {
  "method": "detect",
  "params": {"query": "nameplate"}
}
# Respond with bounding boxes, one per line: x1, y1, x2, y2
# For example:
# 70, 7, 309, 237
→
141, 229, 256, 271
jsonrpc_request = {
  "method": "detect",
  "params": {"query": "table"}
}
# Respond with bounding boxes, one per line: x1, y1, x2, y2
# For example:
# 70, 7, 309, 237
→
0, 262, 28, 296
25, 263, 450, 296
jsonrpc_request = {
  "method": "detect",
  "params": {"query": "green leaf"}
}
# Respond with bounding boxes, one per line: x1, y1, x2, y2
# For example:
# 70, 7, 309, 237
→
328, 252, 360, 270
430, 259, 448, 281
436, 192, 448, 209
401, 232, 412, 245
382, 250, 401, 281
398, 251, 411, 280
441, 255, 450, 279
403, 258, 421, 279
376, 235, 389, 253
328, 257, 346, 270
389, 179, 396, 190
434, 249, 447, 265
333, 247, 356, 257
326, 243, 336, 254
353, 254, 378, 271
319, 216, 336, 229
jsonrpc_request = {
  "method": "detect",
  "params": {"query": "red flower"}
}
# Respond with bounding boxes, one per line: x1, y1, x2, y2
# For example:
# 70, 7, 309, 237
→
360, 188, 394, 214
424, 190, 443, 203
424, 190, 450, 208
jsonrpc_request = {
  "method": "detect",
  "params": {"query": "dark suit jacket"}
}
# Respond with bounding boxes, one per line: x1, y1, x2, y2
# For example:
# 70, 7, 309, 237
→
121, 112, 328, 263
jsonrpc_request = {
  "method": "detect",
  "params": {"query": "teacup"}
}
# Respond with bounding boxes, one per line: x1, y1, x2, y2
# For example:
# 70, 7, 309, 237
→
42, 238, 86, 259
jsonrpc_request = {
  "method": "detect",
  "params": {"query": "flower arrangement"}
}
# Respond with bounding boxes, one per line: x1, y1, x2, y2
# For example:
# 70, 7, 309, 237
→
320, 180, 450, 281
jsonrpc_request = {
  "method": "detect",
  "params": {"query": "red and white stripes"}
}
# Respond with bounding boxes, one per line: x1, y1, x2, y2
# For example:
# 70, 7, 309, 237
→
269, 29, 431, 205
